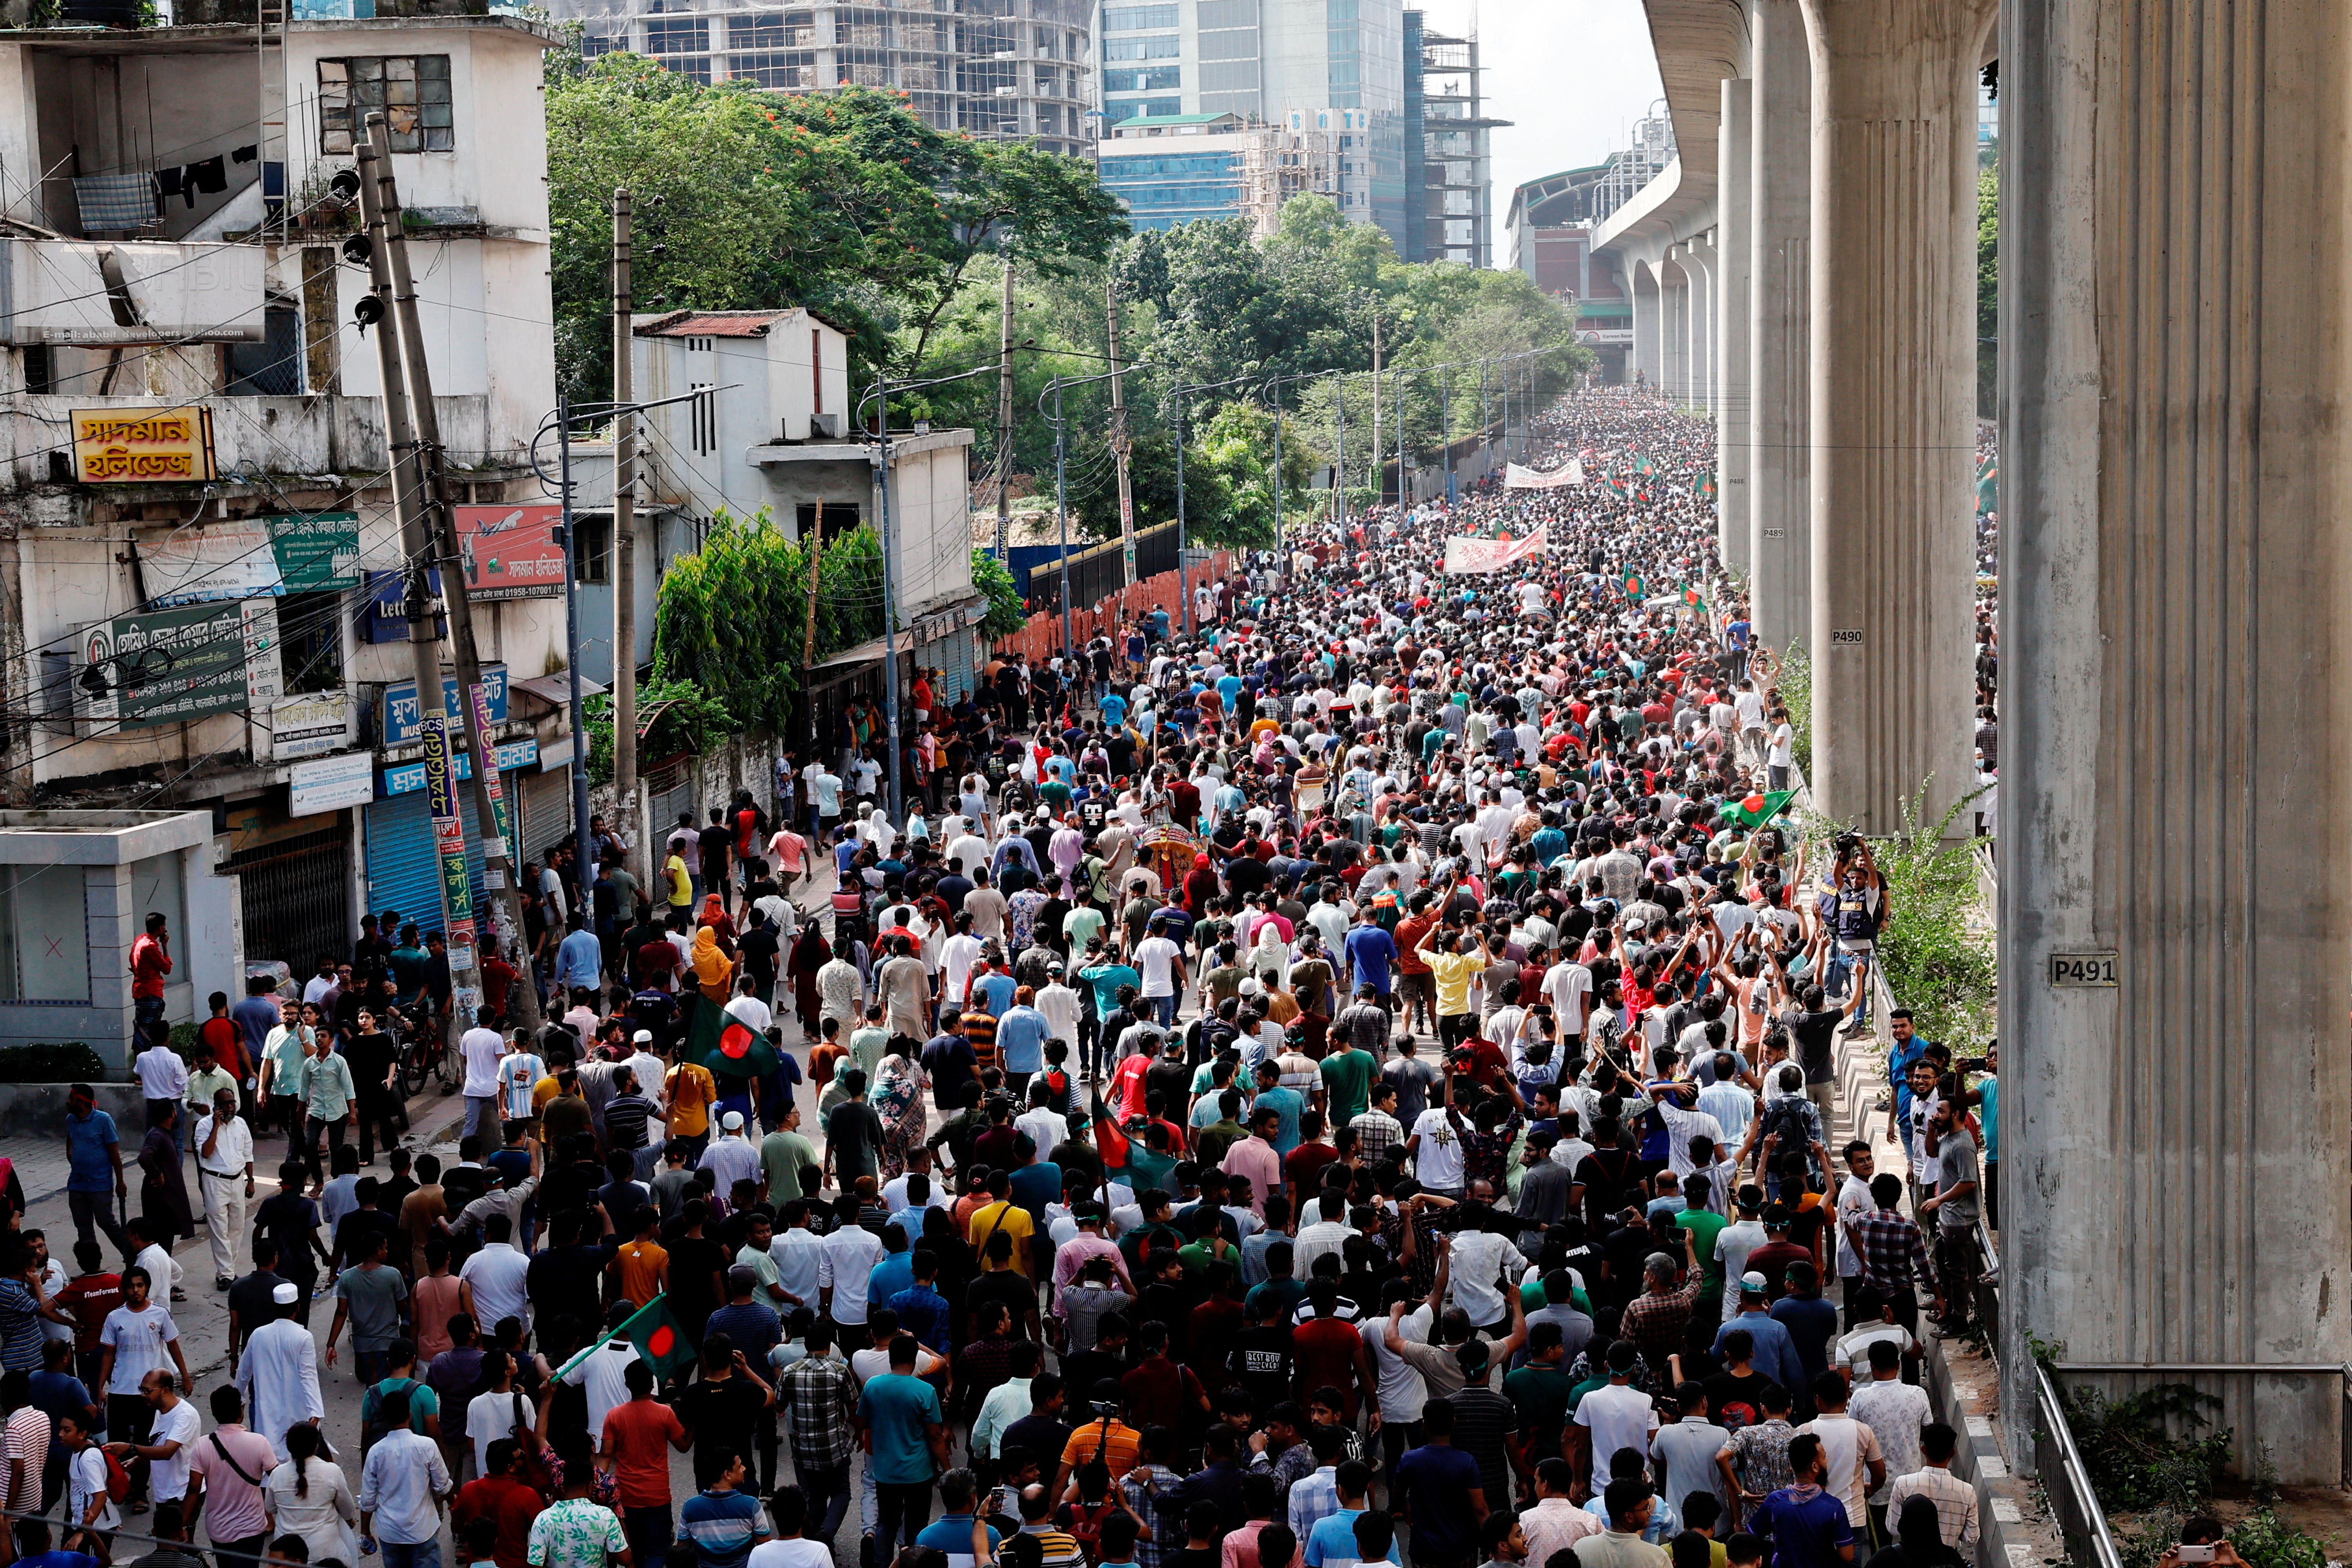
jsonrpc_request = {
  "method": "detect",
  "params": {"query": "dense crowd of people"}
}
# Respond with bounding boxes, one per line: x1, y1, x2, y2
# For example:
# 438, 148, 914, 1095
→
7, 387, 1997, 1568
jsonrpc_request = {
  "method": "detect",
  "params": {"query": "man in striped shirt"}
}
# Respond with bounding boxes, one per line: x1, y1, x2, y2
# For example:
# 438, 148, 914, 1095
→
1883, 1424, 1979, 1551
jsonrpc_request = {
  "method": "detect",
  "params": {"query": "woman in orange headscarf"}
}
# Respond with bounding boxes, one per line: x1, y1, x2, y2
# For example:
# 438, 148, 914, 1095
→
697, 893, 738, 957
683, 922, 737, 1063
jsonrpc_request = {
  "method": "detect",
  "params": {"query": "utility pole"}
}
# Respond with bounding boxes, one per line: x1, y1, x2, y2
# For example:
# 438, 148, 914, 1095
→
1105, 274, 1136, 620
1370, 311, 1382, 508
995, 261, 1015, 563
1334, 374, 1347, 534
353, 118, 492, 1047
1172, 385, 1189, 634
802, 501, 823, 715
611, 187, 640, 889
1052, 381, 1074, 658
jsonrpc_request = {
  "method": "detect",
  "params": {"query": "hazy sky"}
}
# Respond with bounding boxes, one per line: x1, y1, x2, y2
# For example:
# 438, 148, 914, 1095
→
1412, 0, 1668, 214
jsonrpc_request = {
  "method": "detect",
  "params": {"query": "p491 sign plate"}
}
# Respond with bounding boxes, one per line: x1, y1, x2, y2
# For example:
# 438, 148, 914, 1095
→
2048, 951, 2118, 987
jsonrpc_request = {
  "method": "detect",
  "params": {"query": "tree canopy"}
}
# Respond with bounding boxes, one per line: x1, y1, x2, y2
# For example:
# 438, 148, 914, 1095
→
545, 55, 1129, 401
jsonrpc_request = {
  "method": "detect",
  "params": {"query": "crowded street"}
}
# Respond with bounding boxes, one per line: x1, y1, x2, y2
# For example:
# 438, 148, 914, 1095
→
0, 387, 1993, 1568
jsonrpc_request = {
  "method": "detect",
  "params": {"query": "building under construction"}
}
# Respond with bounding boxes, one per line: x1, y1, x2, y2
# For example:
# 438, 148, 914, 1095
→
1403, 14, 1504, 266
556, 0, 1096, 158
1094, 110, 1337, 235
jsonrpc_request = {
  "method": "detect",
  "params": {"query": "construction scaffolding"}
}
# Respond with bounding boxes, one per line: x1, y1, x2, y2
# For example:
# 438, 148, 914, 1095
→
555, 0, 1095, 156
1237, 120, 1337, 236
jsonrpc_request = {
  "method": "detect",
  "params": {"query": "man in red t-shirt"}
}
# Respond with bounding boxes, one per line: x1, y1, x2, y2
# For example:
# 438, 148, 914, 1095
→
450, 1437, 548, 1568
597, 1361, 688, 1565
1291, 1283, 1375, 1419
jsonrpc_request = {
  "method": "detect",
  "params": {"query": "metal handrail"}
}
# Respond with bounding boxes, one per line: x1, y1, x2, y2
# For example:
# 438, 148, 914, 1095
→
2036, 1364, 2128, 1568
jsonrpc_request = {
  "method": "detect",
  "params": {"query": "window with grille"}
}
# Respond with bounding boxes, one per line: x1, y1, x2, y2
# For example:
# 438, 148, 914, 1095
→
318, 56, 454, 154
573, 516, 613, 584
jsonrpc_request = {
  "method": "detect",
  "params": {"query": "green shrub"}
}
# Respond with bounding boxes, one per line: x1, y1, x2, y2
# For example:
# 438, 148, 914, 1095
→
1777, 642, 1813, 777
2228, 1512, 2333, 1568
1873, 782, 1997, 1052
0, 1043, 110, 1083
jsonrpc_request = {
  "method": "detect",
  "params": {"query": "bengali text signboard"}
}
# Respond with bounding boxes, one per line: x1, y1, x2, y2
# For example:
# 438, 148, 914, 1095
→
81, 600, 281, 726
451, 505, 564, 602
72, 407, 218, 483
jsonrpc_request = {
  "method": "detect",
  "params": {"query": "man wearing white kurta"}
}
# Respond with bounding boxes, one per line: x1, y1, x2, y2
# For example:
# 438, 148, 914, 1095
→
192, 1089, 254, 1289
236, 1283, 323, 1459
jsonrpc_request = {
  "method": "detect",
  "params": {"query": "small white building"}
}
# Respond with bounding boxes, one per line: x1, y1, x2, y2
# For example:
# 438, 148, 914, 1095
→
0, 810, 240, 1070
565, 307, 986, 716
0, 14, 580, 995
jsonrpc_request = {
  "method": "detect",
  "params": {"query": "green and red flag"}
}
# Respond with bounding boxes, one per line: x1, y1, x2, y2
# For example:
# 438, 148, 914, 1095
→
1722, 789, 1795, 830
1622, 573, 1643, 599
1681, 582, 1707, 612
1695, 470, 1717, 501
554, 1293, 696, 1384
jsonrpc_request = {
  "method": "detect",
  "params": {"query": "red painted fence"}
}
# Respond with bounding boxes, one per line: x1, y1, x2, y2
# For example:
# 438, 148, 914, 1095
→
992, 550, 1235, 664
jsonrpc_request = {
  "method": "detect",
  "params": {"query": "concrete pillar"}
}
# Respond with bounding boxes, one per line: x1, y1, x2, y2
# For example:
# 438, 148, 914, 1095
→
1800, 0, 1990, 834
1717, 78, 1753, 573
1631, 261, 1661, 390
1661, 259, 1691, 402
2000, 0, 2352, 1485
1685, 236, 1717, 414
1749, 0, 1810, 650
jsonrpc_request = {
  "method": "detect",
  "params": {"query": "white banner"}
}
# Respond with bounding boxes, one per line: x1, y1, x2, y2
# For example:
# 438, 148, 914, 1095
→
1504, 459, 1583, 489
1442, 525, 1549, 575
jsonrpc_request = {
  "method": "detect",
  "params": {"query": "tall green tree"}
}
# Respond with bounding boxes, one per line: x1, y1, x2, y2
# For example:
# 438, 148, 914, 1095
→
1978, 165, 1999, 419
545, 59, 1127, 401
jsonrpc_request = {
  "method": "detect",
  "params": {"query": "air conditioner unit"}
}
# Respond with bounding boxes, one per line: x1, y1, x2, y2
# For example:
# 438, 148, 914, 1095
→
994, 85, 1019, 96
809, 411, 844, 439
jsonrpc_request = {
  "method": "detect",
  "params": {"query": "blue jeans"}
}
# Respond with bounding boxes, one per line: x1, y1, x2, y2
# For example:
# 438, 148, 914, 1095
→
380, 1539, 442, 1568
1828, 951, 1870, 1024
1149, 994, 1177, 1028
623, 1506, 672, 1567
799, 1460, 852, 1543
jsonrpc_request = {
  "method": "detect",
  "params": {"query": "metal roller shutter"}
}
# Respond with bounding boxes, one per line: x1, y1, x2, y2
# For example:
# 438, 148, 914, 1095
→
363, 792, 490, 942
519, 771, 575, 869
939, 627, 976, 704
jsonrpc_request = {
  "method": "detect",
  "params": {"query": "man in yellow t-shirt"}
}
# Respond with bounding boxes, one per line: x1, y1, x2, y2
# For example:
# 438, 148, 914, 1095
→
965, 1169, 1037, 1279
1417, 918, 1489, 1054
663, 848, 694, 912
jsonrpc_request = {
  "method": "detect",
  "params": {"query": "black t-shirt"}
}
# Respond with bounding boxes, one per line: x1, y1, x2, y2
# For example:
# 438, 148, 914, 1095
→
1702, 1368, 1782, 1433
1227, 1324, 1295, 1412
254, 1194, 320, 1281
227, 1268, 288, 1347
1786, 1009, 1843, 1085
677, 1375, 768, 1462
347, 1031, 396, 1102
526, 1242, 616, 1323
698, 824, 732, 877
1223, 855, 1272, 900
1000, 1413, 1071, 1467
739, 928, 781, 980
668, 1236, 727, 1333
334, 1209, 399, 1269
965, 1268, 1034, 1328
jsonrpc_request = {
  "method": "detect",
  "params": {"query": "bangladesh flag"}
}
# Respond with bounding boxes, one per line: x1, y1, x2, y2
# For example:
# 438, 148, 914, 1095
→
1681, 582, 1704, 608
555, 1294, 696, 1384
1622, 573, 1643, 599
1091, 1088, 1131, 1171
1636, 456, 1657, 477
1695, 471, 1717, 500
1722, 789, 1795, 829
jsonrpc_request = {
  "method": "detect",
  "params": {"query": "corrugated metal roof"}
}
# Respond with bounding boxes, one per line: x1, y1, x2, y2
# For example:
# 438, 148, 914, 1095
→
634, 310, 789, 338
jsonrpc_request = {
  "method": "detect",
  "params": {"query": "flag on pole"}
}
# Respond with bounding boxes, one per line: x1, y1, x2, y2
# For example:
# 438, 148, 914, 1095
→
1622, 573, 1643, 599
1681, 582, 1705, 610
1091, 1088, 1131, 1171
552, 1293, 697, 1384
1722, 790, 1795, 829
1695, 471, 1717, 501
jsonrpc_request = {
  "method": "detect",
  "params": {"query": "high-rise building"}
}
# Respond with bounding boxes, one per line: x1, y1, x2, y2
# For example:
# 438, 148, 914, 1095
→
1402, 13, 1502, 265
1095, 110, 1337, 232
1096, 0, 1406, 249
557, 0, 1095, 159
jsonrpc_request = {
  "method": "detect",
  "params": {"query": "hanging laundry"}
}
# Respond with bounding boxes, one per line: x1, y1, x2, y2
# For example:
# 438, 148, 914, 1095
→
231, 145, 258, 163
71, 172, 157, 231
156, 167, 184, 197
187, 155, 228, 193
